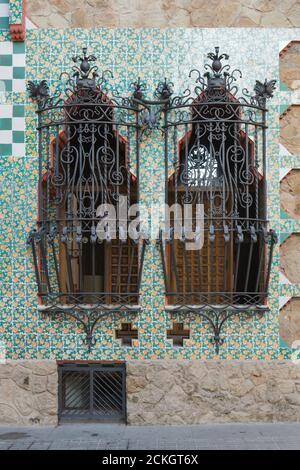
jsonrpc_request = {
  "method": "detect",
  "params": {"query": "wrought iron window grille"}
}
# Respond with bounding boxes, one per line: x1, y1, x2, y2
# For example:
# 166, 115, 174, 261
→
157, 47, 277, 353
28, 45, 277, 352
58, 363, 126, 422
27, 47, 152, 349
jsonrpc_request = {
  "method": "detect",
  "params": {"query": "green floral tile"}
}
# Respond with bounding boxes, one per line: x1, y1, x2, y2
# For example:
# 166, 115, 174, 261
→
2, 27, 300, 360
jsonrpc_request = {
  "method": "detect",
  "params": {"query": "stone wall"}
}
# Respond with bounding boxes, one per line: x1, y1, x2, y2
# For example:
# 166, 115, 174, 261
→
127, 360, 300, 424
27, 0, 300, 28
0, 361, 57, 425
2, 360, 300, 425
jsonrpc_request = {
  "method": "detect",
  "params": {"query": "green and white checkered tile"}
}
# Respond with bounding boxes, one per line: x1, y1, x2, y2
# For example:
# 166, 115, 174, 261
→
0, 41, 25, 156
0, 40, 25, 90
0, 102, 24, 156
0, 1, 25, 157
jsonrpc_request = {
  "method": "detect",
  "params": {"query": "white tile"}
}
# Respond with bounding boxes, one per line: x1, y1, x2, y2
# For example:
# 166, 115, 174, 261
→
12, 117, 25, 131
0, 130, 12, 144
12, 79, 25, 92
279, 168, 291, 181
26, 17, 38, 30
0, 66, 13, 80
0, 42, 13, 55
12, 143, 25, 157
279, 296, 291, 310
0, 4, 9, 17
0, 104, 12, 118
13, 55, 26, 67
279, 271, 291, 285
279, 143, 292, 156
0, 80, 8, 95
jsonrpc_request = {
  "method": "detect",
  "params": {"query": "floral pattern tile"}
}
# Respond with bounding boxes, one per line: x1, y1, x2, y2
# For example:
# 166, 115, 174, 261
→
2, 27, 300, 359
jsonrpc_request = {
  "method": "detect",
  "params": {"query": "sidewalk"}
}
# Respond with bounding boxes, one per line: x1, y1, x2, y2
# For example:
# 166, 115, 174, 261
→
0, 422, 300, 450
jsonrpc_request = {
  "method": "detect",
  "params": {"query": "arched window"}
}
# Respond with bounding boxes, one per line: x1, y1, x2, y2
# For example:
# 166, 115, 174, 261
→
28, 49, 146, 325
159, 48, 277, 346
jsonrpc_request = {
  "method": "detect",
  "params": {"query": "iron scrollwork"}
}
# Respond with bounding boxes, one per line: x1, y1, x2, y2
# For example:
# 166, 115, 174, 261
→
27, 47, 149, 349
27, 44, 278, 353
39, 303, 140, 352
131, 77, 173, 135
167, 304, 268, 355
27, 80, 50, 107
159, 47, 277, 353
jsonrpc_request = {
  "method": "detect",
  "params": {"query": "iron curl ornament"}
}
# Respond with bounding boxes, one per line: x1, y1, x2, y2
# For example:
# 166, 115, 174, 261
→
27, 45, 277, 352
27, 47, 150, 349
158, 46, 277, 353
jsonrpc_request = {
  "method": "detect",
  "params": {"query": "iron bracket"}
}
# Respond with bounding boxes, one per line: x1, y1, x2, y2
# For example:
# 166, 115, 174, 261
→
38, 303, 140, 352
166, 304, 268, 354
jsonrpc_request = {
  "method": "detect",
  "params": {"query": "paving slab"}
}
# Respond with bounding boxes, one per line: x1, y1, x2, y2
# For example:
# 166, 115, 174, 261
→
0, 423, 299, 450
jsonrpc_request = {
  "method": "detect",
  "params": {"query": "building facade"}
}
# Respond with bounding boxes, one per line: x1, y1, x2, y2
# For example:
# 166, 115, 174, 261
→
1, 0, 300, 425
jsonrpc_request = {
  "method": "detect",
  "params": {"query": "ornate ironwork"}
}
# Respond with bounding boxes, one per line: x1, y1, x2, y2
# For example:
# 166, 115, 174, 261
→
159, 47, 277, 353
254, 79, 277, 104
39, 303, 139, 352
28, 44, 278, 353
132, 77, 173, 135
166, 304, 268, 354
28, 47, 148, 348
27, 80, 50, 105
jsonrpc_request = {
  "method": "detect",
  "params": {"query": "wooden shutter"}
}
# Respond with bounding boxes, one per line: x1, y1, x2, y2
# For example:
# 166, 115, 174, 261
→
107, 239, 139, 304
168, 195, 233, 304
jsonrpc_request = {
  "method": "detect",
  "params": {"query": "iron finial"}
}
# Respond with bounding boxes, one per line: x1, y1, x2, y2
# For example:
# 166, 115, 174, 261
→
72, 46, 98, 87
254, 79, 276, 102
205, 46, 229, 88
27, 80, 50, 106
156, 78, 173, 101
131, 77, 146, 101
207, 46, 229, 77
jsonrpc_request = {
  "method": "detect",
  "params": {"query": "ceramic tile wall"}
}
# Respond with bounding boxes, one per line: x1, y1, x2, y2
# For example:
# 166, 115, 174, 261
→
1, 26, 300, 360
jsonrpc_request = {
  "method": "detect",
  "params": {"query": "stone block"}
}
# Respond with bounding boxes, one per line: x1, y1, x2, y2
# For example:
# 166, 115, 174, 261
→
279, 298, 300, 348
280, 106, 300, 155
280, 234, 300, 283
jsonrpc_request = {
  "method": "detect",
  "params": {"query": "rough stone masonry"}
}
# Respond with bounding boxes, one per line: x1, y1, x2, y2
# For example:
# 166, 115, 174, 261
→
1, 360, 300, 425
0, 361, 57, 425
126, 360, 300, 425
27, 0, 300, 29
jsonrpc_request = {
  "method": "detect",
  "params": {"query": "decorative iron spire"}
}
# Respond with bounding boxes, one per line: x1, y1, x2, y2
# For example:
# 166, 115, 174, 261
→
131, 77, 147, 101
72, 47, 98, 88
205, 46, 229, 88
155, 78, 173, 101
